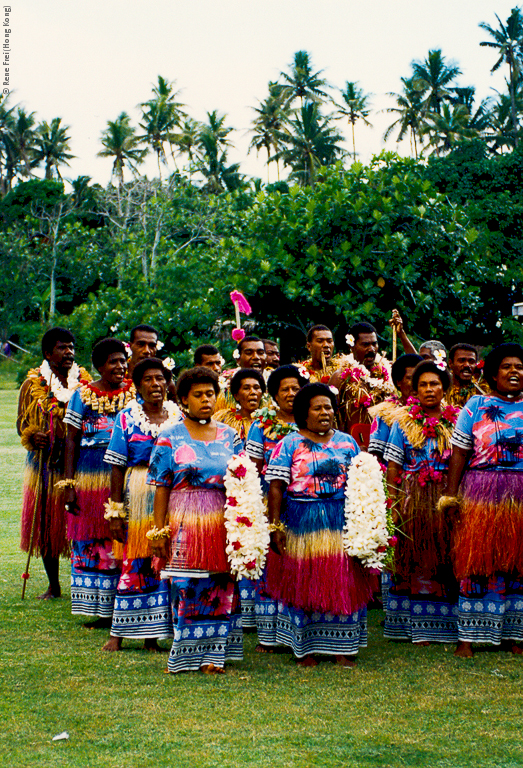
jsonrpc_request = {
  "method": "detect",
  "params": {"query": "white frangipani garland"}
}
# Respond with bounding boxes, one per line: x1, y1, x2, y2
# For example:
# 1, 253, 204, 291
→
343, 452, 394, 571
40, 360, 82, 403
224, 452, 270, 580
127, 399, 183, 437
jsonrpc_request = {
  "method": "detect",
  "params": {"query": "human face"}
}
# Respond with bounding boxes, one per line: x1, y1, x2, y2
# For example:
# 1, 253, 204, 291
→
275, 377, 301, 416
234, 377, 263, 415
396, 366, 416, 402
264, 343, 280, 368
307, 330, 334, 365
239, 341, 266, 371
98, 352, 127, 389
200, 353, 222, 374
182, 382, 217, 419
353, 332, 378, 367
45, 340, 75, 375
492, 356, 523, 396
306, 395, 335, 434
130, 331, 158, 365
137, 368, 167, 406
415, 372, 444, 411
449, 349, 477, 385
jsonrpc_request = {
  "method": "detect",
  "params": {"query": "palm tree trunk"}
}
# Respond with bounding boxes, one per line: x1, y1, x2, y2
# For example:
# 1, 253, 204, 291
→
351, 121, 356, 161
509, 60, 519, 148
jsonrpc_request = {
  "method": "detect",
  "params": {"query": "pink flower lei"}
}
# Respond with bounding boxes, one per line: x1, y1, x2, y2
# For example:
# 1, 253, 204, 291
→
406, 397, 460, 438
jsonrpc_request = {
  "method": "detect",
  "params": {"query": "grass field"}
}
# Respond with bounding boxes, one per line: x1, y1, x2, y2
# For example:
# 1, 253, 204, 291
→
1, 387, 523, 768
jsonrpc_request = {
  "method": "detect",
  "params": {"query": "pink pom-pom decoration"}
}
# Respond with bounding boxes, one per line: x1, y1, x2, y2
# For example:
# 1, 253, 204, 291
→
21, 572, 30, 580
231, 328, 245, 342
230, 290, 252, 315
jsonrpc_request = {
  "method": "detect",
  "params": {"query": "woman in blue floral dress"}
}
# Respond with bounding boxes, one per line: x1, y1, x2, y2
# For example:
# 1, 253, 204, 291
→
147, 366, 243, 675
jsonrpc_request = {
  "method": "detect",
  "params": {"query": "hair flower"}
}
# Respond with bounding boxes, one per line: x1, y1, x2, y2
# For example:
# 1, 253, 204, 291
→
345, 334, 355, 347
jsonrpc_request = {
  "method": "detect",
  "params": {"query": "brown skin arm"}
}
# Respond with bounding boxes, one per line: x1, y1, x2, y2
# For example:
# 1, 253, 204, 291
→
63, 424, 81, 509
109, 465, 126, 542
150, 485, 171, 558
252, 457, 264, 477
386, 460, 402, 524
268, 479, 287, 555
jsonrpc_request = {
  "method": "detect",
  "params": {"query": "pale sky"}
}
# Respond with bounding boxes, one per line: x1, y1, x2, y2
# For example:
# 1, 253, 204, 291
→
14, 0, 518, 187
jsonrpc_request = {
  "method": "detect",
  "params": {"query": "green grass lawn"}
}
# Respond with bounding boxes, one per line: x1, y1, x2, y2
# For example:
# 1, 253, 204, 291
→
1, 388, 523, 768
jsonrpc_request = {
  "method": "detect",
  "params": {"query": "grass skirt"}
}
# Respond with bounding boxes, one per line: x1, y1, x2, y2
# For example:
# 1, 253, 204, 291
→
67, 446, 111, 541
453, 470, 523, 580
20, 447, 69, 558
71, 538, 120, 617
266, 497, 372, 615
124, 466, 155, 560
167, 488, 229, 573
167, 573, 243, 672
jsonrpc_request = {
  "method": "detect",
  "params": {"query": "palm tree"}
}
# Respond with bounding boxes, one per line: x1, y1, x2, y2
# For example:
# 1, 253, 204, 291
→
171, 117, 202, 168
0, 93, 16, 194
479, 8, 523, 147
280, 50, 330, 107
139, 75, 185, 178
421, 103, 479, 155
488, 91, 520, 151
412, 49, 462, 115
271, 101, 345, 187
98, 112, 147, 185
248, 81, 290, 182
383, 77, 425, 157
334, 81, 372, 160
10, 107, 37, 177
32, 118, 74, 179
195, 111, 243, 193
449, 86, 493, 133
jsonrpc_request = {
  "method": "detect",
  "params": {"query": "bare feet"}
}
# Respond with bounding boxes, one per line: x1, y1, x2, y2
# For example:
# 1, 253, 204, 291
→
102, 636, 122, 652
501, 640, 523, 654
454, 641, 473, 658
144, 639, 167, 653
335, 655, 357, 668
296, 655, 318, 668
255, 644, 275, 654
200, 663, 226, 675
413, 641, 430, 647
36, 587, 61, 600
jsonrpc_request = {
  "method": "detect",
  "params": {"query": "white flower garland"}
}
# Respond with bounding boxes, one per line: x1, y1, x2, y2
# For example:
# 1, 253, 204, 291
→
39, 360, 82, 403
341, 352, 395, 395
343, 452, 391, 571
223, 452, 270, 580
127, 399, 183, 437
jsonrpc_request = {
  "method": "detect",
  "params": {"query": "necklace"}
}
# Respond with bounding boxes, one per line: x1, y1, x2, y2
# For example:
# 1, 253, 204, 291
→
40, 360, 82, 403
128, 399, 183, 437
80, 380, 135, 413
186, 414, 211, 425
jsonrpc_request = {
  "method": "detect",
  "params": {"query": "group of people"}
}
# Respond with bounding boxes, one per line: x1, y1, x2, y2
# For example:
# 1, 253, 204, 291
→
16, 314, 523, 673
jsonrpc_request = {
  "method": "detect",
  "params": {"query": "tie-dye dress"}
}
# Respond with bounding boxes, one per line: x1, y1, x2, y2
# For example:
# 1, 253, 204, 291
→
147, 421, 243, 672
451, 394, 523, 645
103, 404, 183, 640
265, 430, 372, 659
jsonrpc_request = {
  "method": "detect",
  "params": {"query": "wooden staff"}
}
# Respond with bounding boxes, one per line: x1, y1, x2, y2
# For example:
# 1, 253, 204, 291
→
392, 326, 397, 363
21, 394, 49, 599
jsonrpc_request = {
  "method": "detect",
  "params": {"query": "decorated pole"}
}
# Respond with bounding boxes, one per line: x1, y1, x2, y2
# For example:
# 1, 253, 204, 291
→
229, 290, 252, 344
392, 326, 397, 363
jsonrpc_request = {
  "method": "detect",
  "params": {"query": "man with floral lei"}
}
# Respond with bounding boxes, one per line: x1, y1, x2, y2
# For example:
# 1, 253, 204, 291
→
330, 321, 395, 438
446, 343, 488, 409
299, 325, 340, 384
18, 327, 91, 600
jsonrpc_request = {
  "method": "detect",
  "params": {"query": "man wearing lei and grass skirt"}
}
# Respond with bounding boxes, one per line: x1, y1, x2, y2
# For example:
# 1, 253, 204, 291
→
446, 343, 489, 408
18, 327, 91, 600
330, 321, 396, 442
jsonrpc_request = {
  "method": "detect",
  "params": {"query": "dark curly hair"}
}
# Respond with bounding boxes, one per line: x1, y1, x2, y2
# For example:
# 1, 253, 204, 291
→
230, 368, 266, 397
176, 366, 220, 400
132, 357, 172, 388
411, 360, 451, 393
483, 343, 523, 390
91, 338, 127, 372
293, 382, 337, 429
267, 365, 308, 401
41, 327, 75, 357
391, 354, 423, 388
